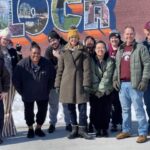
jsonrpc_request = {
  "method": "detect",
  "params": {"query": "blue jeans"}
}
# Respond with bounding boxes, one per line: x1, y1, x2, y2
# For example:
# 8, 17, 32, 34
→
56, 8, 64, 24
119, 82, 148, 135
144, 82, 150, 132
68, 103, 87, 126
49, 89, 71, 125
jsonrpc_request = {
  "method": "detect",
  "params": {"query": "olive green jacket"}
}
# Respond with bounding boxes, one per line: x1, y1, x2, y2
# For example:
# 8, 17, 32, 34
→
91, 55, 115, 94
113, 41, 150, 89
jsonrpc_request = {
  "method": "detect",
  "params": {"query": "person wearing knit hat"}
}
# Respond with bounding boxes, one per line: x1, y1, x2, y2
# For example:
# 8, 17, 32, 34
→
144, 21, 150, 31
108, 30, 123, 132
55, 26, 92, 140
143, 21, 150, 135
67, 26, 79, 40
0, 27, 22, 138
0, 28, 11, 41
109, 30, 121, 40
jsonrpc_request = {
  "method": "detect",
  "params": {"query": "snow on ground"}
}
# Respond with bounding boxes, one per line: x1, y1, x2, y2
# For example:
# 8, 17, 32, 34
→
12, 92, 147, 128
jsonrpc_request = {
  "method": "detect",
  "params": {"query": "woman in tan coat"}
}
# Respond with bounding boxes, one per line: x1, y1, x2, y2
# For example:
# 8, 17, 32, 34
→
55, 26, 92, 139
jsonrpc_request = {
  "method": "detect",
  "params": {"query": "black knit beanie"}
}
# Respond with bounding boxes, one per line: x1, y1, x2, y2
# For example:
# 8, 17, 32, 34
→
48, 30, 60, 39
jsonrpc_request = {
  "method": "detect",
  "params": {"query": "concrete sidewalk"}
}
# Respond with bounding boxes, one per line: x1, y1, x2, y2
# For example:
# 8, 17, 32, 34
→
1, 123, 150, 150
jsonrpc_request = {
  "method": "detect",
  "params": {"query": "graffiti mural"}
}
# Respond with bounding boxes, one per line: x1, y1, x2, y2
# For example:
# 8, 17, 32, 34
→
0, 0, 116, 49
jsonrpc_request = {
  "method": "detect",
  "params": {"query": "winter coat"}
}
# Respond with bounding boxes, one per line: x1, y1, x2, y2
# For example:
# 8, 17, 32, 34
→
143, 39, 150, 53
113, 41, 150, 89
0, 58, 10, 93
0, 47, 22, 72
91, 53, 115, 94
55, 43, 91, 104
12, 57, 55, 102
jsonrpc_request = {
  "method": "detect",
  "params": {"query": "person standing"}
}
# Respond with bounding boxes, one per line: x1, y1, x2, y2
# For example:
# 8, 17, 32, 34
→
55, 26, 92, 139
45, 30, 71, 133
143, 21, 150, 135
90, 41, 114, 137
113, 26, 150, 143
0, 27, 22, 137
108, 30, 122, 132
83, 36, 96, 133
0, 57, 10, 144
13, 42, 55, 138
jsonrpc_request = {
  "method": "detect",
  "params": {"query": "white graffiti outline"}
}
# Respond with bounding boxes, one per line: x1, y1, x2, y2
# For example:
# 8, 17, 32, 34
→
51, 0, 82, 32
17, 0, 49, 36
84, 0, 110, 30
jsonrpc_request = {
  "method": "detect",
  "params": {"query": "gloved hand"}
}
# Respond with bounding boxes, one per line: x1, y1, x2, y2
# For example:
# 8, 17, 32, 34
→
95, 91, 104, 98
55, 88, 60, 94
138, 80, 148, 91
113, 80, 120, 91
16, 43, 22, 52
83, 86, 91, 93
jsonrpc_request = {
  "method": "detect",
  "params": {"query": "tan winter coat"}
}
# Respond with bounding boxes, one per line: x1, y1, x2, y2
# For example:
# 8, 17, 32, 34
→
55, 43, 91, 104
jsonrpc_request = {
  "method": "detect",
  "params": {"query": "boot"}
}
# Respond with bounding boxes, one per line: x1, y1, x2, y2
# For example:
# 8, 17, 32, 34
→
78, 126, 93, 140
67, 125, 78, 139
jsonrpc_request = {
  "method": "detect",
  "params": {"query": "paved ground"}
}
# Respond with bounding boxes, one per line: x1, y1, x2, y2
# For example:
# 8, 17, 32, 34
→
1, 123, 150, 150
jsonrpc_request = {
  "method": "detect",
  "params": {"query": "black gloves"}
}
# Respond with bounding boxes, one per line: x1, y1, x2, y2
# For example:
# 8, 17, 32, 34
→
113, 80, 120, 91
16, 43, 22, 52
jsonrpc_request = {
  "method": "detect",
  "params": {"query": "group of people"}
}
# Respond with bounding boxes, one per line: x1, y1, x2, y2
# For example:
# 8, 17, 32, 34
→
1, 21, 150, 144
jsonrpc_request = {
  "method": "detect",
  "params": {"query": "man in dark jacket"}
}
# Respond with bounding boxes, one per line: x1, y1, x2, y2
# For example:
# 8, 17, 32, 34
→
0, 57, 10, 144
45, 30, 71, 133
13, 42, 55, 138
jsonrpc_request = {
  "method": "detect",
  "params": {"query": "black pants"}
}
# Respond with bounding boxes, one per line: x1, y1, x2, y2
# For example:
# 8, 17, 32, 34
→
0, 100, 4, 138
110, 90, 122, 125
90, 94, 112, 130
68, 103, 87, 126
24, 100, 48, 127
89, 94, 95, 125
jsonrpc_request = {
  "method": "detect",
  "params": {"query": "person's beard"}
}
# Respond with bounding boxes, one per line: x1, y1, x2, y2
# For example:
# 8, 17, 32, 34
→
86, 45, 94, 52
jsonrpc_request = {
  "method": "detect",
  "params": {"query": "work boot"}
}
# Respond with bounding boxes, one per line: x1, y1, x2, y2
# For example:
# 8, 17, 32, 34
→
136, 135, 147, 143
116, 132, 131, 139
68, 125, 78, 139
78, 126, 93, 140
